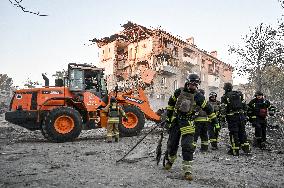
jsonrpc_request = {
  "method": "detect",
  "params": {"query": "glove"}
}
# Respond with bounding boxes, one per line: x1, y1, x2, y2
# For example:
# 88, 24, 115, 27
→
214, 123, 221, 132
165, 118, 172, 132
124, 116, 128, 121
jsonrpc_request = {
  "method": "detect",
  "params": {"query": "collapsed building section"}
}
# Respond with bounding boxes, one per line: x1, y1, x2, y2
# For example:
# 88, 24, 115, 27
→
90, 21, 233, 110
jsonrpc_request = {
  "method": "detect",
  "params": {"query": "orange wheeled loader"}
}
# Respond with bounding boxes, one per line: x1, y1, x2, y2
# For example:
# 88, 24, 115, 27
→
5, 63, 161, 142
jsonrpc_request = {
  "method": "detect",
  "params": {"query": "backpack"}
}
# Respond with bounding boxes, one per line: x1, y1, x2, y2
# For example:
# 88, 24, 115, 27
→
175, 90, 195, 114
108, 103, 119, 117
225, 91, 243, 111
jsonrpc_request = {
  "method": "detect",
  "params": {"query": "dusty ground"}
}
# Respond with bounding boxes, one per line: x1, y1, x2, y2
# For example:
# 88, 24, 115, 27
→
0, 114, 284, 188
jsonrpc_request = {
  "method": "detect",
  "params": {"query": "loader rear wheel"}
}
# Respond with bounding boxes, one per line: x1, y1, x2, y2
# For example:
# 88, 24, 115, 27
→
119, 105, 145, 137
42, 107, 82, 142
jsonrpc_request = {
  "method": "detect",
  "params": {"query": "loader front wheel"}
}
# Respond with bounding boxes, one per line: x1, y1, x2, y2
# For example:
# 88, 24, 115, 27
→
119, 105, 145, 137
42, 107, 82, 142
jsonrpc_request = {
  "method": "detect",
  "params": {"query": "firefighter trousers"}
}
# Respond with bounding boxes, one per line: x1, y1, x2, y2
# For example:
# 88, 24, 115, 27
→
226, 113, 250, 155
106, 123, 119, 141
167, 118, 195, 162
208, 121, 220, 148
193, 121, 209, 151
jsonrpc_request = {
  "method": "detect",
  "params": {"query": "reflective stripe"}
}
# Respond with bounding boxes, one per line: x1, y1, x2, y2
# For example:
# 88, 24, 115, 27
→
208, 113, 217, 119
182, 160, 193, 174
192, 142, 197, 147
241, 142, 250, 146
210, 139, 217, 142
194, 117, 209, 122
180, 125, 195, 135
108, 117, 120, 123
201, 141, 209, 145
251, 116, 256, 119
167, 106, 174, 110
201, 100, 207, 108
231, 137, 239, 155
172, 95, 177, 101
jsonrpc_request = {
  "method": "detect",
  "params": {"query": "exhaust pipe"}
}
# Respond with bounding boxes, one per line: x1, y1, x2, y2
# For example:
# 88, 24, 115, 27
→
42, 73, 49, 86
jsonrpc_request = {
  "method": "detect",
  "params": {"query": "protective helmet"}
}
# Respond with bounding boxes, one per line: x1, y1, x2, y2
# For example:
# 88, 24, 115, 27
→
223, 82, 233, 91
209, 91, 217, 98
254, 91, 263, 97
110, 96, 117, 103
186, 73, 201, 86
198, 89, 205, 95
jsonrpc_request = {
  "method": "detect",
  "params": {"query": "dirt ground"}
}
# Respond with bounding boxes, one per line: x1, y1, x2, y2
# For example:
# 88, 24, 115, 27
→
0, 114, 283, 188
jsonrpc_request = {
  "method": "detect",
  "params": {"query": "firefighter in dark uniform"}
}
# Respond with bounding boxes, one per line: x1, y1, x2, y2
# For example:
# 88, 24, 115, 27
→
164, 74, 219, 181
221, 83, 250, 156
247, 91, 275, 149
104, 96, 128, 143
193, 89, 210, 152
208, 92, 221, 150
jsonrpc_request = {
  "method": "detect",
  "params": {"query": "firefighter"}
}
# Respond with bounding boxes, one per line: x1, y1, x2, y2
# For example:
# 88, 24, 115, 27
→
104, 96, 128, 143
247, 91, 275, 149
193, 89, 209, 152
164, 73, 219, 181
221, 83, 250, 156
208, 92, 221, 150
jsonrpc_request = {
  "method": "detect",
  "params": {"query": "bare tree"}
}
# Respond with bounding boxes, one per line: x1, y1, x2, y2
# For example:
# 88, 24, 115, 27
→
8, 0, 48, 16
24, 78, 39, 88
0, 74, 13, 91
229, 23, 283, 92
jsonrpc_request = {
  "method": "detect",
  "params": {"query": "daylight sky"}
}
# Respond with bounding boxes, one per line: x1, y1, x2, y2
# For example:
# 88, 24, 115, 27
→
0, 0, 283, 87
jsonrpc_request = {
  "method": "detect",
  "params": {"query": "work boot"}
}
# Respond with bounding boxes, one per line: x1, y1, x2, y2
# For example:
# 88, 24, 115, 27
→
184, 172, 193, 181
164, 161, 173, 170
182, 160, 193, 181
106, 137, 112, 143
211, 142, 218, 150
241, 143, 251, 154
200, 145, 208, 152
260, 142, 266, 149
114, 137, 119, 142
227, 148, 239, 156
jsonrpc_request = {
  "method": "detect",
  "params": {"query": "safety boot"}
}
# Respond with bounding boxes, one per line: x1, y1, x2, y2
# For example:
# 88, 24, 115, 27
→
184, 172, 193, 181
164, 162, 173, 170
211, 142, 218, 150
227, 148, 239, 156
106, 136, 112, 143
114, 137, 119, 142
182, 160, 193, 181
200, 144, 208, 152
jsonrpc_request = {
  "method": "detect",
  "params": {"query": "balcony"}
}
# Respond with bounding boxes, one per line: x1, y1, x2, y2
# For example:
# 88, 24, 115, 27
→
156, 64, 178, 75
182, 56, 198, 65
208, 75, 220, 88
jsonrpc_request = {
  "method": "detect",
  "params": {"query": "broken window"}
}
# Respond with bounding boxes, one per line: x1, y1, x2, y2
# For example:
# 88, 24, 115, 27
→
161, 77, 166, 85
173, 80, 178, 90
129, 48, 133, 59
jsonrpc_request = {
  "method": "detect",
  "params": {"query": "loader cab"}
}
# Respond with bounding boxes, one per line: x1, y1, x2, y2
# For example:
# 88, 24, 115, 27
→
67, 63, 108, 98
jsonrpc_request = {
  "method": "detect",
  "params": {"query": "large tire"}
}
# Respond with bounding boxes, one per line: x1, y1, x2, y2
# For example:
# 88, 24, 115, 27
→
119, 105, 145, 137
42, 107, 82, 142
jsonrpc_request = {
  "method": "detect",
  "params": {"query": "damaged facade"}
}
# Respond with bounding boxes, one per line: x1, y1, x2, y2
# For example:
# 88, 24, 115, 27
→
90, 22, 233, 111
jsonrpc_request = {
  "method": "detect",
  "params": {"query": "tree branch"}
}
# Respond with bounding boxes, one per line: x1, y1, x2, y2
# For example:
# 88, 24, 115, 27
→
8, 0, 48, 16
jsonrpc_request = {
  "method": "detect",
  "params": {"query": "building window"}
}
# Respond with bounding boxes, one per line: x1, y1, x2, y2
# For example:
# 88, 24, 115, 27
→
161, 77, 166, 85
129, 48, 132, 59
173, 80, 178, 90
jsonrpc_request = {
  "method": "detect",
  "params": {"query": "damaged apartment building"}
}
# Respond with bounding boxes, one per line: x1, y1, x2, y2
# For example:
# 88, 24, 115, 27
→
90, 22, 233, 110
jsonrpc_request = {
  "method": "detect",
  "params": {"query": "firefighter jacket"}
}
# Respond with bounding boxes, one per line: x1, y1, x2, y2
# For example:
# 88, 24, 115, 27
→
247, 98, 274, 120
166, 87, 219, 127
221, 90, 247, 116
103, 103, 127, 124
208, 100, 221, 117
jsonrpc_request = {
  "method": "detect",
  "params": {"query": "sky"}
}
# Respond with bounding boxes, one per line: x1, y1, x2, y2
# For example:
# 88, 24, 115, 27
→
0, 0, 283, 87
